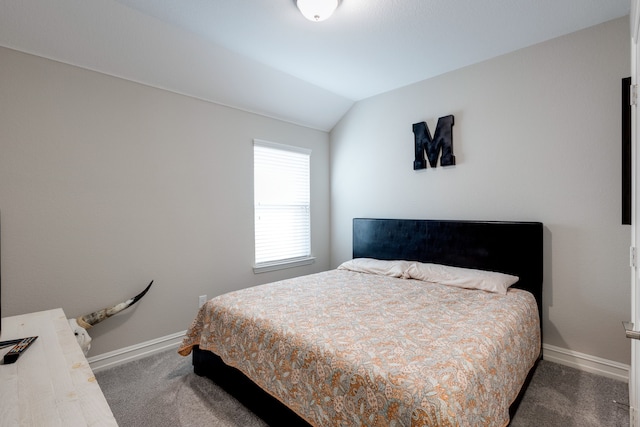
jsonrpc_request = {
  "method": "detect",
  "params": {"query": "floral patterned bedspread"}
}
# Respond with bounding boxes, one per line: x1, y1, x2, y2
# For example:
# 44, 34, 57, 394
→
179, 269, 540, 427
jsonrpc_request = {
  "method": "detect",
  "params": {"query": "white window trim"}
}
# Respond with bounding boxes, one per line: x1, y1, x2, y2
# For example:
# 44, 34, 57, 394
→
254, 139, 311, 156
253, 139, 313, 274
252, 256, 316, 274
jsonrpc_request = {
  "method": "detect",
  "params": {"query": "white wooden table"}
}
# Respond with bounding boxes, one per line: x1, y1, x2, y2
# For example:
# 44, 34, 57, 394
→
0, 308, 118, 426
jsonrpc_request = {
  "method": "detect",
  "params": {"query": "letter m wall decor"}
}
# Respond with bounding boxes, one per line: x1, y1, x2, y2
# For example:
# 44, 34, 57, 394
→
413, 115, 455, 170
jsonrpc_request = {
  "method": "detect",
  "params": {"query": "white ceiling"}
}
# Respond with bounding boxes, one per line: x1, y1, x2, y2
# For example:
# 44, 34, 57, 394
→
0, 0, 631, 131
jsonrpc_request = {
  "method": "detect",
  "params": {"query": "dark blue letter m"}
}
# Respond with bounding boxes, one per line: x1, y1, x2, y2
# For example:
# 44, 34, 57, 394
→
413, 115, 455, 170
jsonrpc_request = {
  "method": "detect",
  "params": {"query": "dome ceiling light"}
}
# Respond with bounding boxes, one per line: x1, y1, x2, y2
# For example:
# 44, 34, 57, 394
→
296, 0, 340, 22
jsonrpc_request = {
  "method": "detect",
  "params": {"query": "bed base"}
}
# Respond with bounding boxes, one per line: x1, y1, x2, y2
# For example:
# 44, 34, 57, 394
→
193, 345, 311, 426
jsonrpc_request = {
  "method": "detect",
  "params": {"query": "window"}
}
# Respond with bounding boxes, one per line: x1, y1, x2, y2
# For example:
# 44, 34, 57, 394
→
253, 140, 313, 273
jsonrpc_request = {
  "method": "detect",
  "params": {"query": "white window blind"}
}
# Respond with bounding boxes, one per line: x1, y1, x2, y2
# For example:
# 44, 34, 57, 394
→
254, 140, 311, 269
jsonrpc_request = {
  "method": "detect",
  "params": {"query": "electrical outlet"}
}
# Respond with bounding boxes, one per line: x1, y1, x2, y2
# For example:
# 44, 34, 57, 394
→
199, 295, 207, 308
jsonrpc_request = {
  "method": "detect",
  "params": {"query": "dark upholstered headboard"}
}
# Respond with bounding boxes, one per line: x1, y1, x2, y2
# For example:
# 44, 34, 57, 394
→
352, 218, 544, 317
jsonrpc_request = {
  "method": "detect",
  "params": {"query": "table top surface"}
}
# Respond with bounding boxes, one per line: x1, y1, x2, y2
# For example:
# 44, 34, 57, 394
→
0, 308, 118, 426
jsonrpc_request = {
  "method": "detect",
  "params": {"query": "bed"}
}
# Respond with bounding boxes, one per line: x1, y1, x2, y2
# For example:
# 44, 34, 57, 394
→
179, 218, 543, 426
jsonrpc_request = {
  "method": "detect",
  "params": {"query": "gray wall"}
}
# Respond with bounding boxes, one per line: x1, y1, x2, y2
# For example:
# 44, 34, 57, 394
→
330, 17, 632, 364
0, 46, 331, 355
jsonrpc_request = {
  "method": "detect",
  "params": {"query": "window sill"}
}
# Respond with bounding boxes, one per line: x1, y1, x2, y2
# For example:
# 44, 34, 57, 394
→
253, 257, 316, 274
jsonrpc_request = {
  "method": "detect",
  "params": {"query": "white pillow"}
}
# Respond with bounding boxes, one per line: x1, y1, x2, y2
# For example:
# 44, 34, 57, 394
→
404, 262, 519, 295
337, 258, 411, 278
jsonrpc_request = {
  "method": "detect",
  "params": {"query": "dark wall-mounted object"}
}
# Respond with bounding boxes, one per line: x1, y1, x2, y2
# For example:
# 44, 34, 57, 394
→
413, 115, 455, 169
623, 77, 631, 225
0, 215, 2, 338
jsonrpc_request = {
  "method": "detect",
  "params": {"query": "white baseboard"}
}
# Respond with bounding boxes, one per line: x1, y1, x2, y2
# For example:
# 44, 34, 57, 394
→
88, 330, 186, 373
543, 343, 630, 383
87, 335, 631, 384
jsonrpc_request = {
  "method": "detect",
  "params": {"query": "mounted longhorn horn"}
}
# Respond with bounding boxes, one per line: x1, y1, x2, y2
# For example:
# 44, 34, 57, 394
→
76, 280, 154, 329
69, 280, 153, 356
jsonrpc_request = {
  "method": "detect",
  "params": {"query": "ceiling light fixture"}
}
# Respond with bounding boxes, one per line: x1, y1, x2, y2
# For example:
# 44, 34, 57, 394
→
296, 0, 339, 22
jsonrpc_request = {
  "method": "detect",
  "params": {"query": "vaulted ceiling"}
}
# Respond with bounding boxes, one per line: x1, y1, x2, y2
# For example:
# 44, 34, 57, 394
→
0, 0, 630, 131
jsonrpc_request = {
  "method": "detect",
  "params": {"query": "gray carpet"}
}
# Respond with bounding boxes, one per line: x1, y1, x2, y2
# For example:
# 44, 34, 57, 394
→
510, 360, 628, 427
95, 348, 629, 426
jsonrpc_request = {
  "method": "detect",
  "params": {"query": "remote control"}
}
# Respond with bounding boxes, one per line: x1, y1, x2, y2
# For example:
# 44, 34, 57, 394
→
0, 338, 24, 349
3, 336, 38, 364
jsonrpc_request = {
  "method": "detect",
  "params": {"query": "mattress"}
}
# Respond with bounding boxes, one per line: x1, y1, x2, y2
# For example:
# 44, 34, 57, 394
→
179, 269, 540, 426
